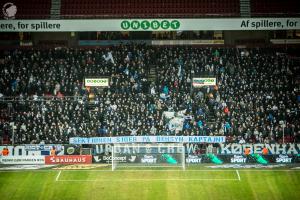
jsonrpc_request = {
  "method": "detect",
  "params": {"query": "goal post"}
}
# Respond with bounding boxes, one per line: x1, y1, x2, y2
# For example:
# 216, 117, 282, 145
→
111, 143, 185, 171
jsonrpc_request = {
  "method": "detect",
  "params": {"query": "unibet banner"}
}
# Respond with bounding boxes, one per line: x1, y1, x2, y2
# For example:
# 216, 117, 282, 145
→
0, 18, 299, 32
85, 78, 109, 87
120, 20, 180, 30
69, 136, 225, 144
192, 78, 216, 87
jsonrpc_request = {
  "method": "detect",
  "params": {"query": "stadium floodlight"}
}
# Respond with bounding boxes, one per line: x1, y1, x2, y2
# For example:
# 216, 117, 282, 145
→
112, 143, 185, 171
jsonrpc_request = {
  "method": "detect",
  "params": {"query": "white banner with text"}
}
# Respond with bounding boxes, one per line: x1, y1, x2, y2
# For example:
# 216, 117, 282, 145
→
0, 18, 299, 32
69, 136, 225, 144
0, 156, 45, 164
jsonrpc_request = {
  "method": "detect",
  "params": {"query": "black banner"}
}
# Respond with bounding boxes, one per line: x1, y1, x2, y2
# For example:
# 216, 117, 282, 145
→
92, 154, 182, 164
64, 145, 81, 155
92, 144, 204, 155
92, 154, 300, 164
191, 154, 300, 164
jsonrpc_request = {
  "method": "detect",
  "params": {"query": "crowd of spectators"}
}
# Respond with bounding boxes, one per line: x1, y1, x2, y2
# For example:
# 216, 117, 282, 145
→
0, 45, 299, 144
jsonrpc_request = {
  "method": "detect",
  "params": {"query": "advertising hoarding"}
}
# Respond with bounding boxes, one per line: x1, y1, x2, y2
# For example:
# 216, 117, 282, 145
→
45, 155, 92, 164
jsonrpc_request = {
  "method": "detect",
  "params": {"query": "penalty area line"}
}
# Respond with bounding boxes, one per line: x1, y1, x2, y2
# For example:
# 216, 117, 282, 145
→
56, 178, 240, 182
1, 169, 300, 172
55, 170, 62, 181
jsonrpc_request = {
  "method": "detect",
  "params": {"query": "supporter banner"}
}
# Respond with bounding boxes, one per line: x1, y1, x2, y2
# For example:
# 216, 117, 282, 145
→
84, 78, 109, 87
0, 156, 45, 164
192, 78, 217, 87
69, 136, 225, 144
93, 143, 202, 155
0, 18, 299, 32
45, 155, 92, 164
219, 143, 300, 155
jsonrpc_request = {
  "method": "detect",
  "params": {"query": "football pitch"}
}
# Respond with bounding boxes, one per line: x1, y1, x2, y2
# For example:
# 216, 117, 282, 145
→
0, 166, 300, 200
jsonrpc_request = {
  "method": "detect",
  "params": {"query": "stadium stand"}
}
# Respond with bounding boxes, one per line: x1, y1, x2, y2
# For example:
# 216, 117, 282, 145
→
1, 0, 300, 199
4, 0, 299, 19
0, 46, 299, 144
251, 0, 300, 17
12, 0, 51, 19
61, 0, 240, 18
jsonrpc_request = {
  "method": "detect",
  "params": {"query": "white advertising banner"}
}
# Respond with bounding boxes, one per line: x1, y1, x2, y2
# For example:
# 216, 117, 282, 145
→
0, 156, 45, 164
0, 18, 299, 32
84, 78, 109, 87
69, 136, 226, 144
192, 78, 217, 87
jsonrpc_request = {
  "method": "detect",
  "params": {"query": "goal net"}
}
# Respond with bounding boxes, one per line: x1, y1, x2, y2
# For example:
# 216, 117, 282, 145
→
112, 143, 185, 171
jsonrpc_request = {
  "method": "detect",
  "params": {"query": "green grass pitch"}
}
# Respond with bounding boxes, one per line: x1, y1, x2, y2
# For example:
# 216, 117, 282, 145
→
0, 166, 300, 200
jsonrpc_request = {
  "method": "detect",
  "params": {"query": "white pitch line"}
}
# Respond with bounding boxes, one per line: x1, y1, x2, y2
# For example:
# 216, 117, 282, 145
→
55, 170, 62, 181
57, 178, 239, 182
236, 170, 241, 181
0, 169, 300, 172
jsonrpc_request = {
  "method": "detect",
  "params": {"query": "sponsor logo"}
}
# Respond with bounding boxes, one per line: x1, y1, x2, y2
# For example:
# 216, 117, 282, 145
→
93, 156, 102, 162
93, 155, 127, 163
66, 147, 75, 155
250, 154, 268, 164
128, 156, 136, 162
207, 154, 223, 164
141, 155, 157, 163
45, 155, 92, 164
121, 20, 180, 30
186, 155, 202, 163
276, 154, 292, 163
103, 155, 126, 162
2, 2, 17, 19
206, 164, 287, 169
230, 155, 246, 163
